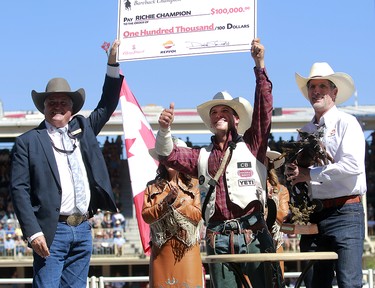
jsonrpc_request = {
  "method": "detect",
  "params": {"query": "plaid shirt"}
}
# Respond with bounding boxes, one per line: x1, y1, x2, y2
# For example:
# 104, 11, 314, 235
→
162, 67, 273, 221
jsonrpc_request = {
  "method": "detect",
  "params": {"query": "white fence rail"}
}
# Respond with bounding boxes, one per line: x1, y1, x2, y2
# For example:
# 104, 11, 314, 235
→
0, 270, 373, 287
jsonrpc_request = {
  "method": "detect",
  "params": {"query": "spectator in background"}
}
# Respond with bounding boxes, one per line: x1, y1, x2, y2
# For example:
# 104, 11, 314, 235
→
91, 208, 105, 228
93, 230, 105, 255
113, 230, 126, 256
4, 220, 15, 235
4, 233, 15, 256
113, 219, 123, 231
103, 211, 114, 228
112, 183, 122, 206
185, 136, 192, 147
102, 231, 114, 255
112, 209, 126, 229
15, 233, 27, 256
0, 222, 5, 240
268, 133, 277, 151
1, 202, 17, 224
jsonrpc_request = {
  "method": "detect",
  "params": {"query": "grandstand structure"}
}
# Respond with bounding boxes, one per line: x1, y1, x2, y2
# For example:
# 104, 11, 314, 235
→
0, 104, 374, 138
0, 104, 374, 285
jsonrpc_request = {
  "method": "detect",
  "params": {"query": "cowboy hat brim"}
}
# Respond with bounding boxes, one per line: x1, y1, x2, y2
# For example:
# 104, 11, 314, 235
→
197, 97, 253, 134
295, 72, 355, 106
266, 150, 285, 169
32, 89, 85, 115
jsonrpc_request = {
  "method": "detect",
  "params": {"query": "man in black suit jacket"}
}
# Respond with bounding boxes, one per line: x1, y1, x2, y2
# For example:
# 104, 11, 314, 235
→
10, 40, 124, 287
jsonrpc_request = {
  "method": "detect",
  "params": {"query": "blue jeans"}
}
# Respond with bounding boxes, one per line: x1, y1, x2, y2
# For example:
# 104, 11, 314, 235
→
300, 202, 364, 288
33, 221, 93, 288
205, 212, 285, 288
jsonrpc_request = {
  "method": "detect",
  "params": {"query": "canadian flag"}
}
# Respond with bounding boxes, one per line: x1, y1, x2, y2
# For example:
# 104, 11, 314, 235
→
119, 74, 156, 254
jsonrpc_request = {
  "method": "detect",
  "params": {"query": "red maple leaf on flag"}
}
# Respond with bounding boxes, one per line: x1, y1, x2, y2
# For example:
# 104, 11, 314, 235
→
124, 138, 136, 158
119, 75, 157, 254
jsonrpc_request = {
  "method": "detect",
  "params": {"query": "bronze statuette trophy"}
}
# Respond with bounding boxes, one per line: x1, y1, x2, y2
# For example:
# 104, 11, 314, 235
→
280, 128, 333, 235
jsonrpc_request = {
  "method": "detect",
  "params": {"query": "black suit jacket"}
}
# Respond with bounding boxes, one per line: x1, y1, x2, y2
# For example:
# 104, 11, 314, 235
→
10, 74, 124, 247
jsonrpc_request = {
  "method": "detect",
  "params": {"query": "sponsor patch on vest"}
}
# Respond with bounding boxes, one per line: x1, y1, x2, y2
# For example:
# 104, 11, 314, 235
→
238, 179, 255, 186
237, 169, 253, 178
237, 162, 252, 168
199, 175, 205, 185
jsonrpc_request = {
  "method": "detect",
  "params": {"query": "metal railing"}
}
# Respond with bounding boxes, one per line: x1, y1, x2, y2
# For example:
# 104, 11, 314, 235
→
0, 270, 373, 287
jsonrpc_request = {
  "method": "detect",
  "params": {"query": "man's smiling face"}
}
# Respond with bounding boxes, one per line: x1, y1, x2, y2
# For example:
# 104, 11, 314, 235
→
43, 93, 73, 128
209, 105, 239, 134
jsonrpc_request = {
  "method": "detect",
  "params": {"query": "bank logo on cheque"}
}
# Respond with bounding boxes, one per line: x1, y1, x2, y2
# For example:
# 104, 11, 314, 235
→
163, 40, 175, 49
161, 40, 176, 54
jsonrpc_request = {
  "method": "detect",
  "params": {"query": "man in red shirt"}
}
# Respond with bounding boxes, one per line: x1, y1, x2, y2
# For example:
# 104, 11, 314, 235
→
154, 38, 284, 288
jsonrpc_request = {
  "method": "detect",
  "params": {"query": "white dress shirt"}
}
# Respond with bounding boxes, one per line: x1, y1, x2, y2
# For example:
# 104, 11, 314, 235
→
300, 105, 367, 199
47, 122, 91, 215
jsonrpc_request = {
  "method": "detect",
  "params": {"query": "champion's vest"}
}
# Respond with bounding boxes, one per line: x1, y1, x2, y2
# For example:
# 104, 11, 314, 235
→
198, 142, 267, 223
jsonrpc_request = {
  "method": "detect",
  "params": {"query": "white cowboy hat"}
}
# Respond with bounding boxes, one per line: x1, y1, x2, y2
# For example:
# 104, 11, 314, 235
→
197, 91, 253, 134
149, 137, 188, 160
266, 147, 285, 169
295, 62, 355, 105
32, 77, 85, 115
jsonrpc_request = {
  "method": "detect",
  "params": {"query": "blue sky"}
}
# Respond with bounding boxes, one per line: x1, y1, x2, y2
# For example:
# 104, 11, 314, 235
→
1, 1, 374, 143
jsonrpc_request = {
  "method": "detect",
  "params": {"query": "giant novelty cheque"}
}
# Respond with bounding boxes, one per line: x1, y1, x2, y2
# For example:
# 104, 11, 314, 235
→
117, 0, 257, 61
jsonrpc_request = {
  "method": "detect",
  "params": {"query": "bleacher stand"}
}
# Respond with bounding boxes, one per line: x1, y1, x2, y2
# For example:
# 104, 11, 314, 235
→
0, 133, 373, 260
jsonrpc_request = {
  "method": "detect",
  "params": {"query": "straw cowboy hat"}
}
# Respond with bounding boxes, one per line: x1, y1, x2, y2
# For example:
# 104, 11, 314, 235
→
32, 77, 86, 114
197, 91, 253, 134
266, 147, 285, 169
295, 62, 355, 105
149, 137, 188, 160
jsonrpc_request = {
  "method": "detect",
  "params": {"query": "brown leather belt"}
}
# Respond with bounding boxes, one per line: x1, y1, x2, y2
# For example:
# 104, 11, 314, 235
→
319, 195, 361, 209
59, 213, 89, 226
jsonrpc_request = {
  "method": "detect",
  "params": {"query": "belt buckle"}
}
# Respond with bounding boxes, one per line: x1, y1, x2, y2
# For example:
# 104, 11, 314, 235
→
66, 213, 84, 226
222, 219, 242, 235
223, 229, 239, 235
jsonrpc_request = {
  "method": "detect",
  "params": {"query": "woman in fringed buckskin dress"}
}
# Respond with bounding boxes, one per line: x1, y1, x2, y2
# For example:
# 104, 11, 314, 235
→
142, 139, 204, 288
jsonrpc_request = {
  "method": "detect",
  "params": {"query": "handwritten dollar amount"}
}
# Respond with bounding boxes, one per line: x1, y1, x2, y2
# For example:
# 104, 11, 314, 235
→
211, 7, 250, 15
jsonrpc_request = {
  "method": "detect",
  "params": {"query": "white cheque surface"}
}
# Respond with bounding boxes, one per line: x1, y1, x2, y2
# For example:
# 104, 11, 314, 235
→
117, 0, 256, 61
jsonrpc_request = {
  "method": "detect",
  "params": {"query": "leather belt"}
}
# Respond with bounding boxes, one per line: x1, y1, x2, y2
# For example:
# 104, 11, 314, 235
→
59, 213, 89, 226
319, 195, 361, 209
207, 218, 264, 236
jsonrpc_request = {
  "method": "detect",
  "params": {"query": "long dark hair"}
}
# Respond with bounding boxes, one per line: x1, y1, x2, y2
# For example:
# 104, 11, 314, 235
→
154, 163, 193, 190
